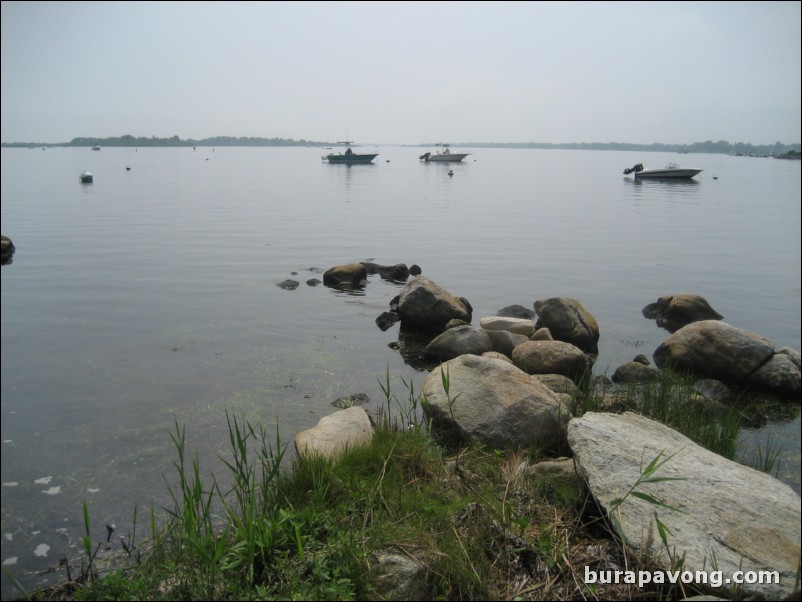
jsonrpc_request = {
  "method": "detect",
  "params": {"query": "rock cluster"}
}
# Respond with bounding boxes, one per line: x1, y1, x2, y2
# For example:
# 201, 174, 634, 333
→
290, 269, 801, 600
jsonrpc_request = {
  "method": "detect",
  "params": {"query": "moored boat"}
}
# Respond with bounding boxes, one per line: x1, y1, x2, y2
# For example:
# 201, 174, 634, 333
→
80, 171, 93, 183
420, 143, 471, 163
623, 162, 702, 179
323, 141, 378, 164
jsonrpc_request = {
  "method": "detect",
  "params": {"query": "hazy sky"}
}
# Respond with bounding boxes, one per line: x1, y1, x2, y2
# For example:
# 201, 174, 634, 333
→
2, 1, 800, 145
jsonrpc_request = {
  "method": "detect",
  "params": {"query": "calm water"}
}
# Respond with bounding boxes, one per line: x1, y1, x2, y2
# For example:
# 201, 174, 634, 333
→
2, 146, 800, 596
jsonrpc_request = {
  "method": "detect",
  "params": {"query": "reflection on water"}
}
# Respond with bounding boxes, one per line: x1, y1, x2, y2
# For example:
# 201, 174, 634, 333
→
626, 177, 701, 185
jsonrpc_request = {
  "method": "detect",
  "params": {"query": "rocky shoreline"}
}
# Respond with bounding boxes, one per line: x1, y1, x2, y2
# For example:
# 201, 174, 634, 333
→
293, 262, 802, 600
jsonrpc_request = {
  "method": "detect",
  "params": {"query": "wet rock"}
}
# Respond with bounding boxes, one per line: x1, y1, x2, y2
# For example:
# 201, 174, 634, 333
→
277, 279, 300, 290
642, 293, 723, 332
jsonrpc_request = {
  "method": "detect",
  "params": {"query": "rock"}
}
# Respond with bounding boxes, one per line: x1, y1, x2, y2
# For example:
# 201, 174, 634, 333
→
642, 294, 723, 332
484, 329, 529, 358
482, 351, 512, 364
1, 235, 15, 265
653, 321, 774, 382
611, 361, 662, 383
479, 316, 535, 337
531, 374, 583, 399
323, 263, 368, 288
370, 545, 431, 601
511, 340, 590, 384
360, 262, 410, 282
331, 392, 370, 410
653, 321, 800, 397
534, 297, 600, 354
776, 347, 801, 369
530, 327, 553, 341
277, 279, 299, 290
423, 325, 493, 362
396, 275, 472, 332
422, 354, 572, 453
376, 311, 401, 331
568, 412, 801, 600
497, 304, 535, 320
294, 406, 373, 460
749, 352, 801, 397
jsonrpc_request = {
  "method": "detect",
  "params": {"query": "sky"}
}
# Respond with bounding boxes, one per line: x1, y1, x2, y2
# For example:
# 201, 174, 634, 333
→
1, 1, 800, 145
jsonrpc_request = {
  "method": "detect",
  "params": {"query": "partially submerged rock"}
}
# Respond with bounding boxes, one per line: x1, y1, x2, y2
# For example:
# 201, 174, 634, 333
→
1, 235, 15, 265
396, 275, 472, 332
642, 293, 723, 332
653, 320, 800, 397
323, 263, 368, 288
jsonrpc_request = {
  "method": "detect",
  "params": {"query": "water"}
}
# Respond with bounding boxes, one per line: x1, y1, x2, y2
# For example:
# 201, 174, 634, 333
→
1, 146, 800, 597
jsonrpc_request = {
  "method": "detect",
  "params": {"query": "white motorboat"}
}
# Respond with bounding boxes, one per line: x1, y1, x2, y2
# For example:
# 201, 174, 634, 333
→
419, 143, 471, 163
623, 162, 702, 179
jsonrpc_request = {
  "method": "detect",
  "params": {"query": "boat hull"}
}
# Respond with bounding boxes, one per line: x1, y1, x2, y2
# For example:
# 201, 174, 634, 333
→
635, 168, 702, 179
326, 153, 378, 164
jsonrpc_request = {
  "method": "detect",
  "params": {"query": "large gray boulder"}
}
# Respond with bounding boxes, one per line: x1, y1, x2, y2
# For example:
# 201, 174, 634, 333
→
533, 297, 600, 354
568, 412, 801, 600
396, 276, 472, 332
653, 320, 800, 397
422, 354, 572, 453
511, 339, 590, 384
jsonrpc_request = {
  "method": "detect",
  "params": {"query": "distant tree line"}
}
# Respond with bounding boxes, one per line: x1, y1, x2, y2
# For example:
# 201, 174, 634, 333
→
65, 134, 324, 147
2, 135, 799, 156
460, 139, 801, 156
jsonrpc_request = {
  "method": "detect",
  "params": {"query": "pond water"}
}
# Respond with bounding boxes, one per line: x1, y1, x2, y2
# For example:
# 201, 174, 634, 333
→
1, 146, 799, 597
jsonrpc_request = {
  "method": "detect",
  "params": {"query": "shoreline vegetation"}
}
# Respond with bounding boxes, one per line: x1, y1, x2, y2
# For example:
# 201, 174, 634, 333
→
9, 369, 800, 602
1, 135, 800, 157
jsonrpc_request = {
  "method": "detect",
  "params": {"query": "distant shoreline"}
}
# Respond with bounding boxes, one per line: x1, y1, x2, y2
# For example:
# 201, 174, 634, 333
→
2, 136, 800, 157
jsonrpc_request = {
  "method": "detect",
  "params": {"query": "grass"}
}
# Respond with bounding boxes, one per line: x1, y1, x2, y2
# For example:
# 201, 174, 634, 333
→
577, 369, 743, 460
11, 368, 795, 601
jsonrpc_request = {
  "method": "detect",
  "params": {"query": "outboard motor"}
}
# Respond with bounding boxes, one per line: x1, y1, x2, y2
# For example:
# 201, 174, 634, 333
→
419, 152, 431, 161
623, 163, 643, 175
